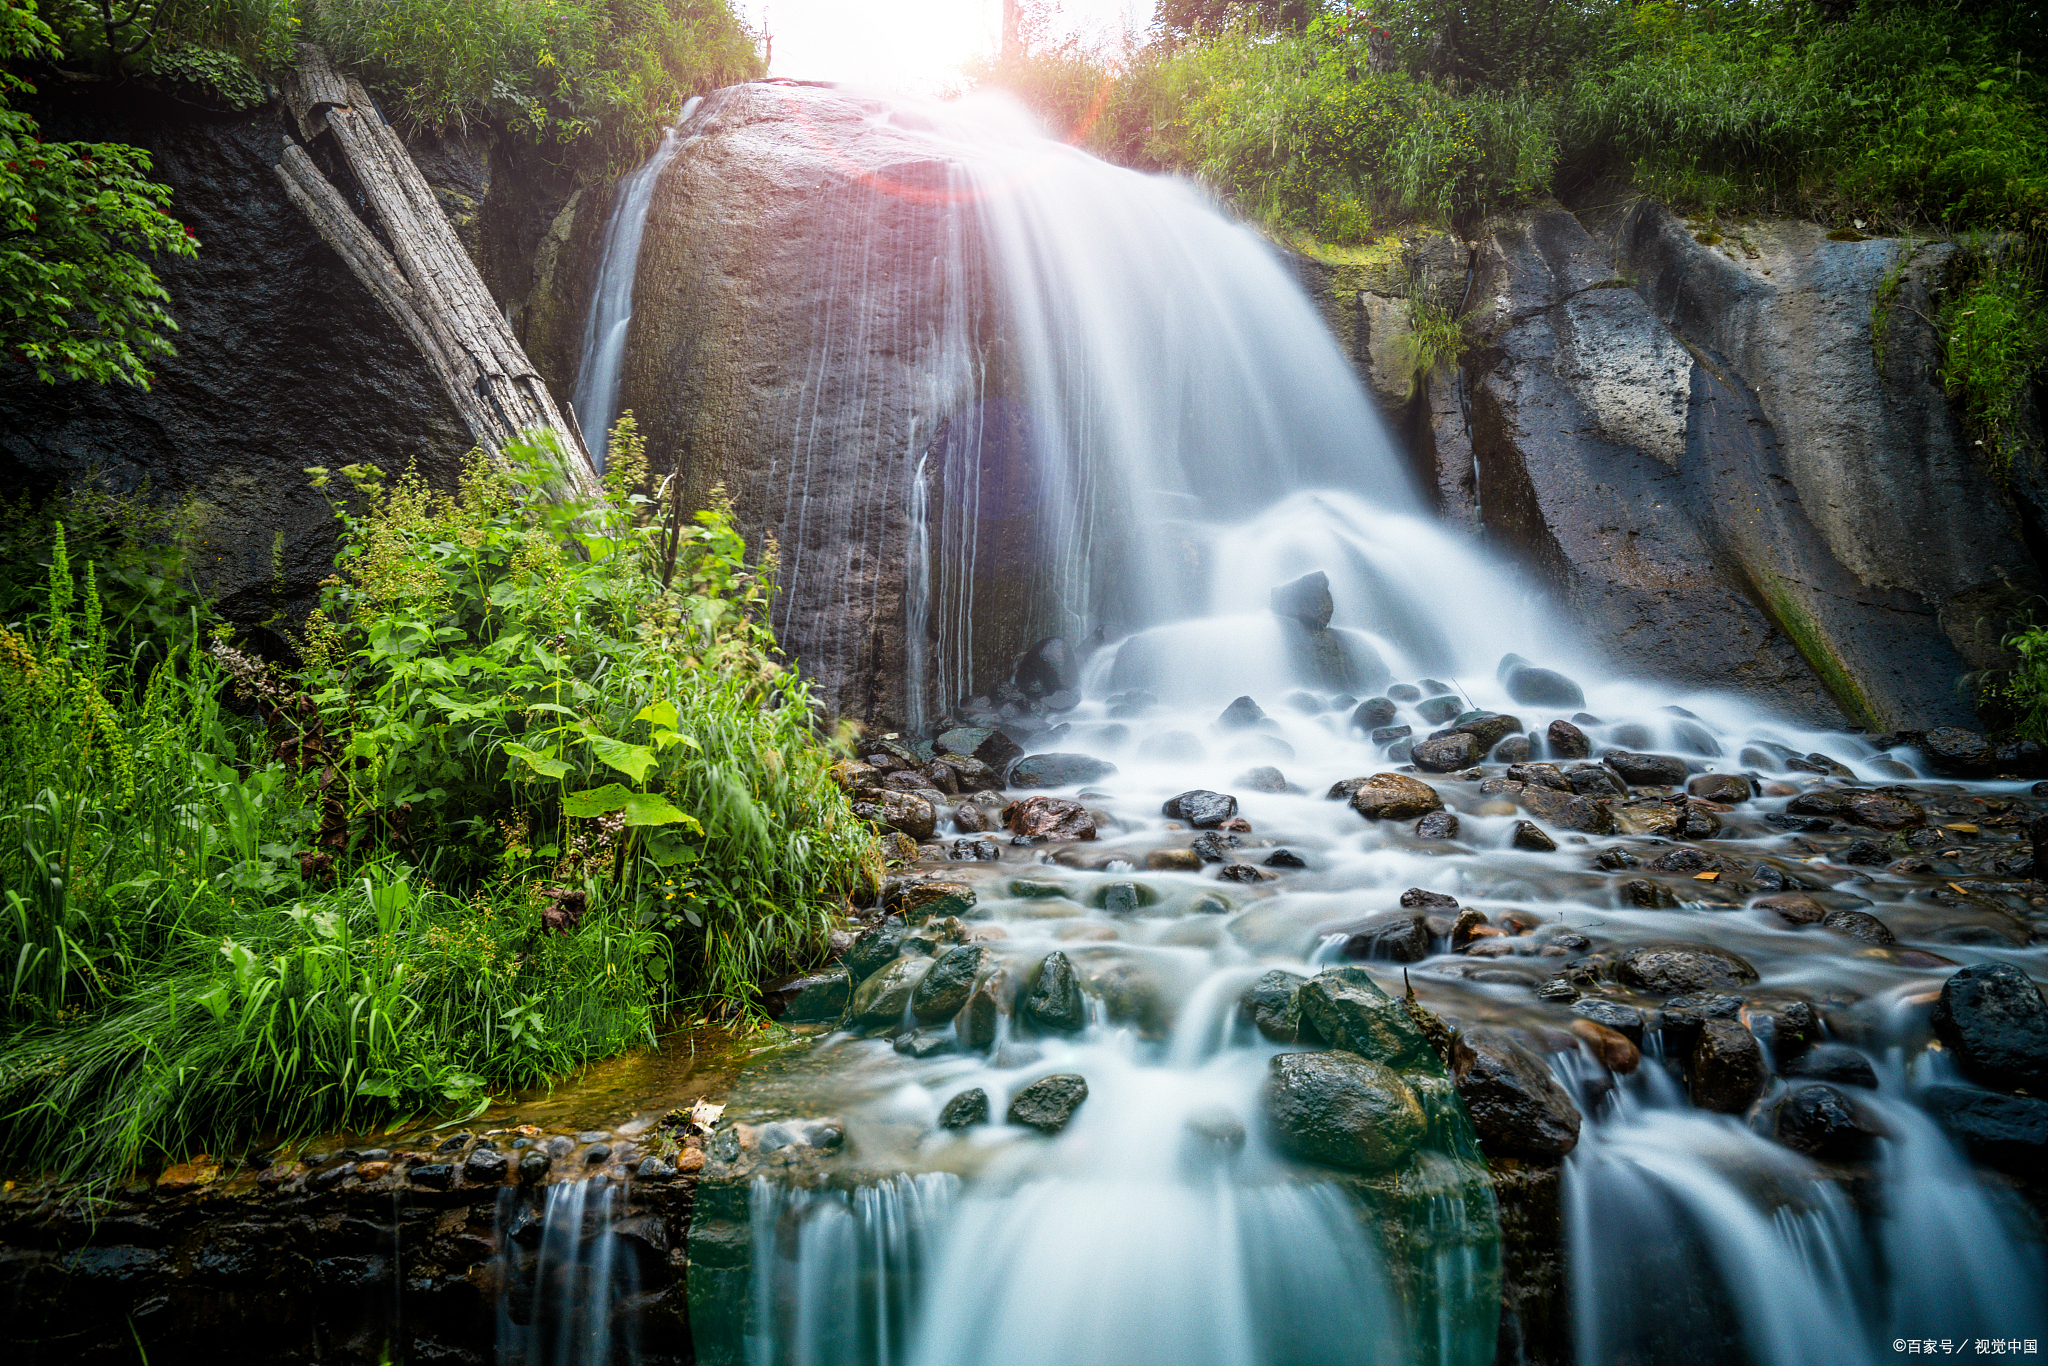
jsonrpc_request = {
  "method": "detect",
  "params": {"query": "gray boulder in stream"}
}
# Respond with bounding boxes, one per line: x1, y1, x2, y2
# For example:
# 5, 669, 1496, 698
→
1009, 753, 1119, 788
1264, 1051, 1426, 1173
850, 957, 932, 1027
1022, 952, 1086, 1033
1007, 1075, 1089, 1133
1296, 967, 1437, 1070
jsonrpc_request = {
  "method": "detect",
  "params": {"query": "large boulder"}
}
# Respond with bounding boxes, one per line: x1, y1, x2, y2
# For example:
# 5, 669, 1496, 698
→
1009, 753, 1119, 788
1499, 659, 1585, 710
1002, 796, 1097, 841
1919, 1086, 2048, 1174
1021, 951, 1086, 1033
936, 726, 1025, 771
1296, 966, 1437, 1070
1617, 943, 1760, 996
1689, 1019, 1768, 1113
1930, 963, 2048, 1093
850, 956, 933, 1027
1162, 790, 1238, 827
1600, 749, 1689, 787
911, 943, 991, 1023
1238, 969, 1307, 1042
1337, 773, 1445, 821
1452, 1028, 1582, 1158
1341, 912, 1430, 963
1270, 570, 1335, 630
851, 791, 937, 840
1413, 733, 1482, 771
1264, 1051, 1426, 1173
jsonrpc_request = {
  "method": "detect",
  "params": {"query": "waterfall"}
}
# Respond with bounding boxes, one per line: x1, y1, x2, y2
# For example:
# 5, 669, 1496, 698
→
1560, 1050, 2048, 1366
495, 1178, 640, 1366
571, 96, 702, 471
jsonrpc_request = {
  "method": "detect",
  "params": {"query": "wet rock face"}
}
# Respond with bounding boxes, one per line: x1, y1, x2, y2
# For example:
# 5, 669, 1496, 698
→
1920, 1086, 2048, 1174
1452, 1029, 1582, 1158
1022, 952, 1086, 1033
1296, 966, 1436, 1071
1462, 202, 2029, 731
1617, 943, 1760, 996
1931, 963, 2048, 1092
0, 84, 477, 635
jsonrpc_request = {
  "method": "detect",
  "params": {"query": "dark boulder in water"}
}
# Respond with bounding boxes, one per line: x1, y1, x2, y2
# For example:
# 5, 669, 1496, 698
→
1163, 789, 1238, 827
1351, 696, 1398, 730
1686, 773, 1752, 803
1600, 749, 1689, 787
1007, 1074, 1089, 1133
1236, 765, 1290, 792
1919, 1086, 2048, 1173
1264, 1051, 1426, 1173
1216, 695, 1270, 731
1690, 1019, 1768, 1113
1915, 726, 1997, 776
1022, 952, 1086, 1033
1413, 733, 1481, 772
1341, 912, 1429, 963
1777, 1083, 1882, 1160
1499, 659, 1587, 710
912, 943, 990, 1022
940, 1088, 990, 1130
1546, 719, 1591, 759
1617, 942, 1759, 995
1238, 968, 1307, 1042
1269, 570, 1335, 630
1414, 810, 1461, 840
1453, 1027, 1582, 1158
1339, 774, 1444, 821
1002, 796, 1098, 842
1449, 710, 1523, 750
935, 725, 1024, 771
1819, 908, 1895, 945
1931, 963, 2048, 1092
1416, 695, 1463, 725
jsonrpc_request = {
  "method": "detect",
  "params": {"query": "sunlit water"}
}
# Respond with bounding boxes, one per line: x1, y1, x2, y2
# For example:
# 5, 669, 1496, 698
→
558, 82, 2048, 1366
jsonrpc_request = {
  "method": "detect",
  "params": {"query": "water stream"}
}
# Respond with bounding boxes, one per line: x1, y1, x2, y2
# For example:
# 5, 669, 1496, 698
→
559, 83, 2047, 1366
570, 96, 703, 471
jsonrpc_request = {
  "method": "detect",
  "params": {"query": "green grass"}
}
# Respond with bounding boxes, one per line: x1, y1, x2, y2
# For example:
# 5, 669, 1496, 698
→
0, 420, 875, 1181
1936, 238, 2048, 483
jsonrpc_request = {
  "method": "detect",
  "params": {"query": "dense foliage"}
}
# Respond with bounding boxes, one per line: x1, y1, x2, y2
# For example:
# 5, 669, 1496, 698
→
0, 423, 874, 1180
979, 0, 2045, 242
1, 0, 196, 387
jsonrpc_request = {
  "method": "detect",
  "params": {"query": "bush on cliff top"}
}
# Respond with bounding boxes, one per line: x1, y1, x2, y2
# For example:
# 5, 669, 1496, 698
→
0, 421, 875, 1180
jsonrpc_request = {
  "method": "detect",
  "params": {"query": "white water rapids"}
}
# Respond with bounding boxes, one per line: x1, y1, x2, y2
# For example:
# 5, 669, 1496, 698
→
565, 83, 2048, 1366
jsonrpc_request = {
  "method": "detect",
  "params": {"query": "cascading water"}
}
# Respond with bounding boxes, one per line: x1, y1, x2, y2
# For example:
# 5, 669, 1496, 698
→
560, 81, 2048, 1366
496, 1178, 640, 1366
570, 96, 703, 471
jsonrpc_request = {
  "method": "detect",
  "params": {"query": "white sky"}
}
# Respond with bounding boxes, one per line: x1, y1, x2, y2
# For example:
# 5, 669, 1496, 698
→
732, 1, 1146, 95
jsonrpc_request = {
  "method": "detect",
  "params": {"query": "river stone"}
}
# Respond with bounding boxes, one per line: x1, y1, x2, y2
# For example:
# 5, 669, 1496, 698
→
1270, 570, 1334, 629
934, 753, 1005, 792
1415, 810, 1461, 840
1617, 943, 1760, 995
1340, 773, 1444, 821
1239, 968, 1307, 1042
1753, 892, 1826, 926
1690, 1019, 1768, 1113
1341, 912, 1429, 963
1352, 697, 1398, 731
1783, 1043, 1879, 1089
1095, 881, 1156, 914
1296, 965, 1436, 1070
1009, 753, 1120, 788
1162, 789, 1238, 827
1264, 1051, 1426, 1173
1414, 695, 1463, 725
1450, 710, 1524, 751
1002, 796, 1097, 841
1515, 785, 1614, 834
1916, 726, 1996, 776
463, 1148, 508, 1184
1931, 963, 2048, 1092
1145, 847, 1204, 871
1502, 664, 1585, 710
911, 944, 990, 1023
1022, 951, 1086, 1033
1238, 765, 1290, 793
1601, 749, 1689, 786
1843, 792, 1924, 830
1920, 1085, 2048, 1173
1547, 719, 1591, 759
781, 972, 851, 1023
1510, 820, 1557, 852
1413, 732, 1482, 772
940, 1087, 990, 1130
1568, 765, 1627, 798
900, 882, 976, 922
852, 791, 937, 840
1007, 1074, 1089, 1134
1776, 1083, 1882, 1160
1191, 831, 1240, 863
1819, 908, 1895, 945
1687, 773, 1753, 803
847, 917, 908, 982
1217, 695, 1270, 731
1014, 636, 1073, 697
1453, 1027, 1582, 1157
935, 726, 1024, 772
1493, 735, 1533, 764
1570, 998, 1646, 1044
957, 969, 1008, 1051
851, 956, 932, 1026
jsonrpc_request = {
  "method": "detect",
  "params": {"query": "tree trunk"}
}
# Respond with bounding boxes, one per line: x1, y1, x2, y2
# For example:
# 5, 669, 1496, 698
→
274, 45, 600, 496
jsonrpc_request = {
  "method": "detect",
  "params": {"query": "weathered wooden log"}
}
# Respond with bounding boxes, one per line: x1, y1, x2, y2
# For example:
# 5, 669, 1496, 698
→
274, 46, 599, 494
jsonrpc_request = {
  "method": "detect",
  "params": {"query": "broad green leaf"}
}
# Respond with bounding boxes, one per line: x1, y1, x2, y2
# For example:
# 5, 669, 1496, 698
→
635, 700, 680, 732
503, 741, 571, 779
620, 791, 695, 828
586, 732, 657, 783
563, 783, 635, 817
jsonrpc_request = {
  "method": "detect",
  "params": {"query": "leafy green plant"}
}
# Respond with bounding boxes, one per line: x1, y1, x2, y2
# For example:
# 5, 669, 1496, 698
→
1937, 238, 2048, 483
1, 0, 200, 388
1870, 235, 1918, 374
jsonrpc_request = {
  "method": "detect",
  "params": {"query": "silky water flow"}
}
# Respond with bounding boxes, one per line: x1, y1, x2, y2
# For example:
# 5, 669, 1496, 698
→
556, 86, 2048, 1366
